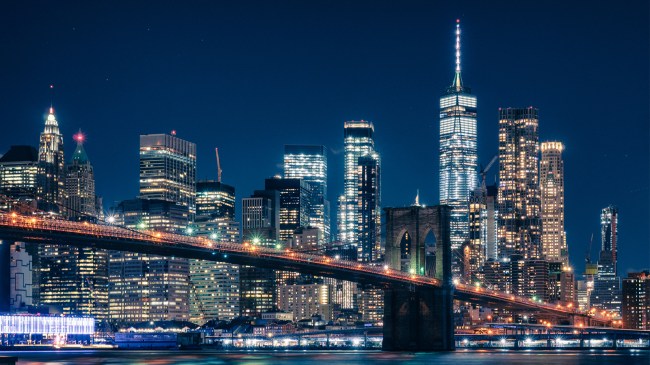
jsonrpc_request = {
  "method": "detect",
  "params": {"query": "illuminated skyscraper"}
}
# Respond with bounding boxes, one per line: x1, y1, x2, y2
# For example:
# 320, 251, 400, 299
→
591, 205, 621, 314
284, 145, 329, 243
37, 107, 65, 212
139, 133, 196, 216
439, 20, 478, 271
109, 198, 190, 323
540, 141, 567, 263
190, 177, 240, 324
338, 120, 379, 249
265, 177, 311, 243
40, 132, 109, 322
240, 189, 280, 316
64, 131, 96, 220
196, 180, 235, 220
190, 218, 240, 324
497, 107, 541, 260
600, 205, 618, 269
109, 133, 195, 324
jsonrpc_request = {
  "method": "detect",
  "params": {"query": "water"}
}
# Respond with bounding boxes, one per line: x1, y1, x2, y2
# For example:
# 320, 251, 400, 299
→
3, 350, 649, 365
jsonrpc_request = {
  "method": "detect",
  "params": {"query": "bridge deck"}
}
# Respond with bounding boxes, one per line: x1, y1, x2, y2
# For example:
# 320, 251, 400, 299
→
0, 213, 612, 323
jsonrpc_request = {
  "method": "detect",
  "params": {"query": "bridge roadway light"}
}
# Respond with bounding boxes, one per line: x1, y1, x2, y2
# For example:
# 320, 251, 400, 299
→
210, 233, 218, 240
253, 237, 261, 245
107, 216, 116, 224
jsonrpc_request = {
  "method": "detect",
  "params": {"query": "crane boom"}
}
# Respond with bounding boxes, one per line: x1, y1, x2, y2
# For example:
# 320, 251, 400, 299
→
215, 148, 222, 183
480, 155, 498, 188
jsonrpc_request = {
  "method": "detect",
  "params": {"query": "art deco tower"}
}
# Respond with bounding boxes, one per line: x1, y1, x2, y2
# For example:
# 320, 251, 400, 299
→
37, 107, 64, 212
439, 20, 478, 268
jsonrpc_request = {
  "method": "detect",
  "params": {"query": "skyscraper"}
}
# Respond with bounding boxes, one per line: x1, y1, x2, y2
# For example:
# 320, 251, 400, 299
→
497, 107, 541, 260
0, 146, 39, 208
39, 132, 109, 322
591, 205, 621, 314
240, 189, 280, 316
64, 131, 97, 220
196, 180, 235, 220
540, 141, 567, 263
109, 132, 195, 324
190, 176, 240, 324
264, 177, 311, 243
601, 205, 618, 269
357, 153, 381, 262
190, 218, 241, 324
139, 133, 196, 216
109, 198, 190, 323
37, 107, 64, 212
439, 20, 478, 271
284, 145, 329, 243
338, 120, 379, 250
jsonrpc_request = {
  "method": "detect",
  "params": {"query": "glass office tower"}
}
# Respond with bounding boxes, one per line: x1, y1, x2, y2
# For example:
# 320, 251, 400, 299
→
439, 20, 478, 275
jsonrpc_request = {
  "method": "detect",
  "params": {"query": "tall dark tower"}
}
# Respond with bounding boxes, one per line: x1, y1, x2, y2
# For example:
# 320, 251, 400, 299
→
37, 107, 64, 212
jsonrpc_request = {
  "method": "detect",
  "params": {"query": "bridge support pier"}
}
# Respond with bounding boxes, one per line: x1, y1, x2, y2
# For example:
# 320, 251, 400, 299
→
382, 285, 454, 351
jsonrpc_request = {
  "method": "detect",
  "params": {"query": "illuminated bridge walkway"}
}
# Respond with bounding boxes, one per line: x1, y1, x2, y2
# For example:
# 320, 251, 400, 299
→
0, 212, 617, 349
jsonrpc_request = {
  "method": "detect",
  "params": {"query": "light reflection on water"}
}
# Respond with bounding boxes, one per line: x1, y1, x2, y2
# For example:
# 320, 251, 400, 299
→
4, 350, 649, 365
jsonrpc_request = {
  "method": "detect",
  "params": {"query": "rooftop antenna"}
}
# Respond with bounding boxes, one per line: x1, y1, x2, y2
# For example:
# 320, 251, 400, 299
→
215, 147, 222, 182
49, 84, 54, 113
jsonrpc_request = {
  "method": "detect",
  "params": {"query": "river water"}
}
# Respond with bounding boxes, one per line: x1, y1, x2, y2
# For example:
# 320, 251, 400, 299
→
5, 349, 650, 364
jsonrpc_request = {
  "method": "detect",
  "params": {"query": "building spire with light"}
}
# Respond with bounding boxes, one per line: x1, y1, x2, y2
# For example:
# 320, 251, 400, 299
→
452, 19, 463, 91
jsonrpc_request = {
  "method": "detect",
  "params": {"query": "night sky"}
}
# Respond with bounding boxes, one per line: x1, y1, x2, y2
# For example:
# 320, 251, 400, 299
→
1, 1, 648, 275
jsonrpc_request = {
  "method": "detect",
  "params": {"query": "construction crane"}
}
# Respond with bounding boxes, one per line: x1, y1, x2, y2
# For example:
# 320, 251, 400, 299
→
215, 148, 222, 183
479, 155, 498, 189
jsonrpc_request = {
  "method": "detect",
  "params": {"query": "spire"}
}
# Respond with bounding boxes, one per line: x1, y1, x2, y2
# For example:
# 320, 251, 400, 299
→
451, 19, 463, 91
71, 129, 89, 164
413, 189, 421, 207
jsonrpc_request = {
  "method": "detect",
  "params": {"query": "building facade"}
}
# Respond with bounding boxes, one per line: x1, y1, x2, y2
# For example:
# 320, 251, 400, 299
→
0, 146, 39, 208
264, 177, 311, 243
338, 120, 377, 247
109, 200, 191, 324
622, 271, 649, 330
466, 184, 497, 282
591, 205, 621, 314
37, 107, 65, 212
240, 189, 280, 316
190, 219, 241, 324
39, 133, 109, 321
284, 145, 330, 244
357, 153, 381, 262
64, 132, 97, 220
497, 107, 541, 260
196, 180, 235, 220
540, 141, 567, 263
439, 20, 478, 272
278, 284, 332, 322
139, 133, 196, 216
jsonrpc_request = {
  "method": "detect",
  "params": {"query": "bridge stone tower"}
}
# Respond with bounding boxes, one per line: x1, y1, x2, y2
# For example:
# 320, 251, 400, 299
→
383, 205, 454, 351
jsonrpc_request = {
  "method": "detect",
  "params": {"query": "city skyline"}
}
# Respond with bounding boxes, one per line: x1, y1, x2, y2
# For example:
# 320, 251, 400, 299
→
0, 1, 647, 278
